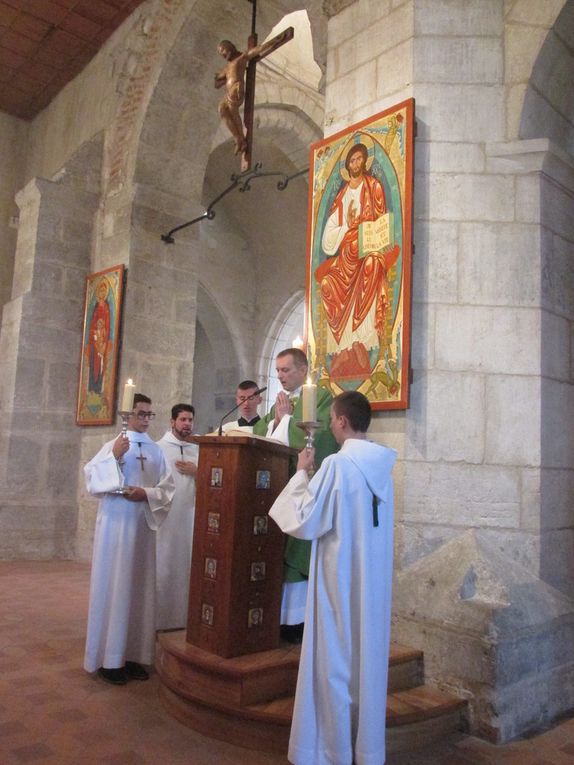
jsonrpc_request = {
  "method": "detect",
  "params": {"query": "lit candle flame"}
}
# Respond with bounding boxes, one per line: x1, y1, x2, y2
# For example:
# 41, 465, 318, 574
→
292, 335, 304, 349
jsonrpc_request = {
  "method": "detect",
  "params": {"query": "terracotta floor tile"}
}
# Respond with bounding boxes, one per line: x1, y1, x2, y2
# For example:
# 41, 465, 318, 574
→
3, 560, 574, 765
11, 742, 55, 762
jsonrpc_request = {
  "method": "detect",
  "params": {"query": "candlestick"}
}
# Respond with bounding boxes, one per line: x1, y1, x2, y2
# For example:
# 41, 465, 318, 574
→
297, 420, 321, 476
120, 378, 135, 412
301, 377, 317, 422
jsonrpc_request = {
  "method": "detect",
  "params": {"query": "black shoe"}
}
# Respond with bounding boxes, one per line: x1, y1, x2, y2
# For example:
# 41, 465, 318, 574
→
125, 661, 149, 681
98, 667, 127, 685
280, 623, 304, 644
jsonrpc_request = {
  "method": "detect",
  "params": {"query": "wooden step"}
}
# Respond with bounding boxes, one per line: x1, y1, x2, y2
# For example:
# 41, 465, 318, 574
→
156, 632, 466, 754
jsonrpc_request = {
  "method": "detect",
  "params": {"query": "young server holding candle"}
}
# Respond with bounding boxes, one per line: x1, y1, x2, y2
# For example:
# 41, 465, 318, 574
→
83, 390, 175, 684
254, 348, 337, 642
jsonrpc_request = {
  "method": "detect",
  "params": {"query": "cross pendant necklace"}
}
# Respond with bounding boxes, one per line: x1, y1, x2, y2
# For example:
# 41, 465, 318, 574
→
136, 442, 147, 471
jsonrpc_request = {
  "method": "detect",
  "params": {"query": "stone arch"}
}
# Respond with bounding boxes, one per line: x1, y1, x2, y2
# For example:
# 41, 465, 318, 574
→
257, 290, 305, 411
106, 0, 326, 207
517, 0, 574, 151
210, 102, 322, 169
504, 0, 569, 140
192, 283, 240, 435
103, 1, 326, 439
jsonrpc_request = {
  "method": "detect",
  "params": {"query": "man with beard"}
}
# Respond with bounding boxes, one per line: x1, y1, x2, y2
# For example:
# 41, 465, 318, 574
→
156, 404, 199, 630
316, 141, 400, 379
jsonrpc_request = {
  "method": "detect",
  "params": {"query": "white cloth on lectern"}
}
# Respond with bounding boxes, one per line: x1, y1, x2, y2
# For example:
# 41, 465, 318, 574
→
83, 431, 174, 672
156, 431, 199, 630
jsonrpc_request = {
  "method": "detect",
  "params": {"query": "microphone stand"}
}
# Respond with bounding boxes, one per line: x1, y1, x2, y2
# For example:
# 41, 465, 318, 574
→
218, 387, 267, 436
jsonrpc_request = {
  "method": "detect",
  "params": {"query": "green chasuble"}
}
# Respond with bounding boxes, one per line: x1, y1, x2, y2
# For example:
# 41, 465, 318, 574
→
253, 386, 338, 582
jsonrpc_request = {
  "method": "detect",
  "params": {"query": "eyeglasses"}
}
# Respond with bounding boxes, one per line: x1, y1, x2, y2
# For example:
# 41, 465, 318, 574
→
134, 412, 156, 420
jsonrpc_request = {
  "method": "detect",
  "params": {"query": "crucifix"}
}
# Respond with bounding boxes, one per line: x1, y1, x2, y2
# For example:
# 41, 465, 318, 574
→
214, 0, 294, 171
136, 443, 147, 472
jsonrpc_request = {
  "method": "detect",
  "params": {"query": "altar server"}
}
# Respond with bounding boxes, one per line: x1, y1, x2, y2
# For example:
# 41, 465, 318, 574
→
156, 403, 199, 630
84, 393, 175, 684
269, 391, 397, 765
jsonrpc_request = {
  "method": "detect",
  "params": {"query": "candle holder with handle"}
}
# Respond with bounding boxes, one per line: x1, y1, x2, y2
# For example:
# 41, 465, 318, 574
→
297, 420, 321, 475
118, 410, 131, 438
108, 411, 131, 495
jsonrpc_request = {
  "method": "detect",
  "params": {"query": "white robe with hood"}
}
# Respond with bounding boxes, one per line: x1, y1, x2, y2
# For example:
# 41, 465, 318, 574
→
156, 431, 199, 629
83, 431, 175, 672
269, 438, 397, 765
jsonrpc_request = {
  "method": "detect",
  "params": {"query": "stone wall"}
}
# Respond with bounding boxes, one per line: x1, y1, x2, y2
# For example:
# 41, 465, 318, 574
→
0, 112, 27, 313
322, 0, 574, 742
0, 138, 101, 558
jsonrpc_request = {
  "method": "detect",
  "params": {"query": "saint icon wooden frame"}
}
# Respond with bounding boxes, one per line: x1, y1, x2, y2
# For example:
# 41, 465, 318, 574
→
305, 99, 414, 410
76, 264, 125, 425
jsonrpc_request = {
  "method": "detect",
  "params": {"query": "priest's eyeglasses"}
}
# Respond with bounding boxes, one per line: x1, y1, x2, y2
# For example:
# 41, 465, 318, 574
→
135, 412, 156, 420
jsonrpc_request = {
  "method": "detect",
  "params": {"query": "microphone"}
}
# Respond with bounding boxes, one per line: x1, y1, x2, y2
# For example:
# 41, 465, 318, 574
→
218, 387, 267, 436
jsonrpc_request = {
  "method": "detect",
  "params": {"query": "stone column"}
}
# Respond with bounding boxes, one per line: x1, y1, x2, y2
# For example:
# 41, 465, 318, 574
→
0, 177, 99, 558
324, 0, 574, 743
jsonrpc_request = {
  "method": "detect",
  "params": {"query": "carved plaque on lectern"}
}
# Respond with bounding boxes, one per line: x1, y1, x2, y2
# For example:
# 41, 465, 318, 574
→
186, 435, 295, 658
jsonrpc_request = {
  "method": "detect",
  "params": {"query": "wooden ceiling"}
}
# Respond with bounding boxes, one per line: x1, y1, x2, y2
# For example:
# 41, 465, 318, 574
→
0, 0, 147, 120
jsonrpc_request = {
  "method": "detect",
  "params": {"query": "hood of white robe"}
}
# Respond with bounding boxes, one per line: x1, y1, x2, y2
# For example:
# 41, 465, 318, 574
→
158, 430, 193, 447
126, 430, 155, 444
340, 438, 397, 502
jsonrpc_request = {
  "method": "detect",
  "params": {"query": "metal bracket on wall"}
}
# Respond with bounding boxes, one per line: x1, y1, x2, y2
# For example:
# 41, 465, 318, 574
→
160, 163, 308, 244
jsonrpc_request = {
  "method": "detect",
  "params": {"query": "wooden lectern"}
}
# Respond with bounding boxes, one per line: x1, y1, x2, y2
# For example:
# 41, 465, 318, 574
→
186, 434, 296, 658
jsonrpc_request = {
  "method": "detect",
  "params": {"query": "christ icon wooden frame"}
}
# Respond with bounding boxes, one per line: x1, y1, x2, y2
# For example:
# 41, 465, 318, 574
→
305, 99, 414, 410
76, 264, 125, 425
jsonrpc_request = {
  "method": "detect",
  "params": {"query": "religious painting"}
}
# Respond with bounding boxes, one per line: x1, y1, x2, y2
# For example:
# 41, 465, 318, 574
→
76, 265, 126, 425
201, 603, 214, 626
210, 467, 223, 487
305, 100, 414, 410
204, 557, 217, 579
207, 512, 221, 534
248, 607, 263, 628
256, 470, 270, 489
253, 515, 268, 535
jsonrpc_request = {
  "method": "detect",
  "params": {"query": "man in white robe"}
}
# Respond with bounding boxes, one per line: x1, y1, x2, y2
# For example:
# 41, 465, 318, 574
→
269, 391, 397, 765
84, 394, 175, 685
156, 403, 199, 630
221, 379, 262, 434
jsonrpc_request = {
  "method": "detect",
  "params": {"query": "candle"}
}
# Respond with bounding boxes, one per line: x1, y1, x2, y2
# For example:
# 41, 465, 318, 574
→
302, 377, 317, 422
121, 379, 135, 412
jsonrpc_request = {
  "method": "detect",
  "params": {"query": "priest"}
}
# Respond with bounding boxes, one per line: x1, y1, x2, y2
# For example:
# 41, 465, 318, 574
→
269, 391, 397, 765
83, 393, 175, 684
253, 347, 337, 642
156, 403, 199, 630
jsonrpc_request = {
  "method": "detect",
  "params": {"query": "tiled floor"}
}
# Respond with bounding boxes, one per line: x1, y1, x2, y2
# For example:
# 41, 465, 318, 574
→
1, 560, 574, 765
